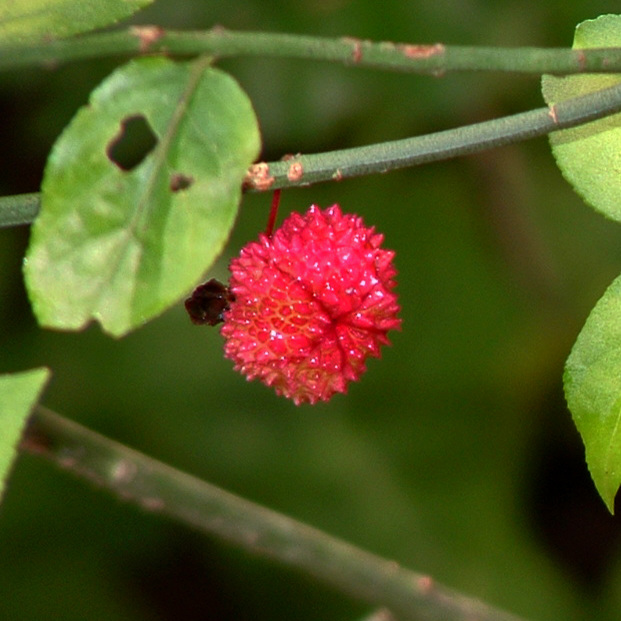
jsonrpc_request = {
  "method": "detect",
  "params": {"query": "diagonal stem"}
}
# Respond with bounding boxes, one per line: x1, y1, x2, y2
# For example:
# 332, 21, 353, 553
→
244, 80, 621, 190
5, 79, 621, 228
22, 406, 530, 621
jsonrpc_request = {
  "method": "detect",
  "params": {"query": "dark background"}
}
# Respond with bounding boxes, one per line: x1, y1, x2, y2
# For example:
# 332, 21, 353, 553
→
2, 1, 621, 619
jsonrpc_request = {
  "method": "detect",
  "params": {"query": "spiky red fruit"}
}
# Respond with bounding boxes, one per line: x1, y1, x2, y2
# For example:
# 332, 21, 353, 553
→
221, 205, 401, 405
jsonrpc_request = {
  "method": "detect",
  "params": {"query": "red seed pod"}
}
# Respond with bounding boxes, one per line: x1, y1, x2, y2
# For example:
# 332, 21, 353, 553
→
220, 204, 401, 405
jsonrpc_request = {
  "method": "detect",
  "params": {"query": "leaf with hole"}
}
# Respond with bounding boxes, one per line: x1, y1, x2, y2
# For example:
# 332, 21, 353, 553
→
24, 57, 261, 337
0, 368, 50, 504
542, 14, 621, 221
0, 0, 153, 45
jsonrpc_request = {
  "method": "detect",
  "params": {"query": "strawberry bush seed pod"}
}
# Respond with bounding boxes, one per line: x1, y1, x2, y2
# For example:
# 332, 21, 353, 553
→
220, 204, 401, 405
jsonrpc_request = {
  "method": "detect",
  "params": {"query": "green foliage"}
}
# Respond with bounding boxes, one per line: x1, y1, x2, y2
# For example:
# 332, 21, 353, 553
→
24, 57, 261, 337
0, 0, 153, 45
542, 15, 621, 222
0, 368, 49, 503
544, 14, 621, 512
565, 276, 621, 512
4, 2, 621, 619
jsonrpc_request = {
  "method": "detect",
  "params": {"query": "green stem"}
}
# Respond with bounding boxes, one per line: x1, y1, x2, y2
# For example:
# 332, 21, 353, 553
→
5, 79, 621, 227
0, 192, 42, 227
246, 80, 621, 190
22, 407, 529, 621
1, 27, 621, 74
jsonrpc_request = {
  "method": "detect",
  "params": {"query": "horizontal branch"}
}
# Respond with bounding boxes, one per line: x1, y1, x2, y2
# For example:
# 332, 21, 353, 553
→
22, 406, 530, 621
1, 27, 621, 74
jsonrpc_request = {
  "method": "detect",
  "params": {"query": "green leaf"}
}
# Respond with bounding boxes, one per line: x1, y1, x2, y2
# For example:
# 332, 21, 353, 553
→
564, 274, 621, 512
0, 0, 153, 45
542, 14, 621, 222
24, 57, 261, 337
0, 368, 50, 504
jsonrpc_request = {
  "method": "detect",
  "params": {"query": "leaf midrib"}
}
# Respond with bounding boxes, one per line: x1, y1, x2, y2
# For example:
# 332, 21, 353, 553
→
92, 57, 213, 322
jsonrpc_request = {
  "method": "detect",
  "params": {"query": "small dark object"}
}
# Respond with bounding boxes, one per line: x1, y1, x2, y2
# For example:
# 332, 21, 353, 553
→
170, 173, 194, 192
185, 279, 235, 326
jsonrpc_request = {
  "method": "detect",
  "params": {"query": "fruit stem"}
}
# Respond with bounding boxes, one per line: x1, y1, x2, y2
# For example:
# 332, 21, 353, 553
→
265, 188, 281, 237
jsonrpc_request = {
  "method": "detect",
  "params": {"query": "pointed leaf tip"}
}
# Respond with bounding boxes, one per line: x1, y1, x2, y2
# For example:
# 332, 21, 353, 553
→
0, 0, 154, 45
0, 368, 50, 504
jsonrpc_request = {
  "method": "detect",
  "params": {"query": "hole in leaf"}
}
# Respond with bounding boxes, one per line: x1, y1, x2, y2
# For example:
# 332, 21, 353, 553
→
170, 173, 194, 193
107, 114, 158, 171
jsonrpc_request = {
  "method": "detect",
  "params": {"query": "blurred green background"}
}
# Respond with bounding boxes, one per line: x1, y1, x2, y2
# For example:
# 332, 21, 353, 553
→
3, 0, 621, 619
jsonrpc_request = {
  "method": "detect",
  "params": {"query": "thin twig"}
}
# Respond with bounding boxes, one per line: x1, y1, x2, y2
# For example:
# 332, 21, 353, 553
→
22, 406, 531, 621
0, 193, 42, 227
244, 80, 621, 190
1, 27, 621, 74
